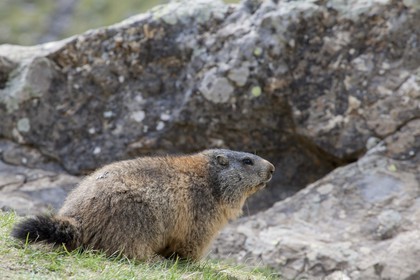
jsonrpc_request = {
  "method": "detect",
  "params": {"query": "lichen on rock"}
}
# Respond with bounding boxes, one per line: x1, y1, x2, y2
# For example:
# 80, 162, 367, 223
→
0, 0, 420, 279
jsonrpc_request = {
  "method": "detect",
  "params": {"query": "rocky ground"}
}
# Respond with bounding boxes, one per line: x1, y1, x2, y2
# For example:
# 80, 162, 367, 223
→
1, 0, 419, 279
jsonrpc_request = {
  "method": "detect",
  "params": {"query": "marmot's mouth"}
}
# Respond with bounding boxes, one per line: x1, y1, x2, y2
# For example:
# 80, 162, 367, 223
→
258, 183, 267, 189
249, 183, 266, 194
263, 175, 272, 184
262, 170, 273, 183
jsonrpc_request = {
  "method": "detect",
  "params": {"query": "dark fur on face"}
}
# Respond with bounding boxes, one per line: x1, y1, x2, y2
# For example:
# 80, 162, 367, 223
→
205, 149, 274, 205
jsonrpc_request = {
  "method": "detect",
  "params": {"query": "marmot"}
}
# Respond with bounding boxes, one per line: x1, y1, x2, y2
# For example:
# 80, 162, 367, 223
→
12, 149, 274, 261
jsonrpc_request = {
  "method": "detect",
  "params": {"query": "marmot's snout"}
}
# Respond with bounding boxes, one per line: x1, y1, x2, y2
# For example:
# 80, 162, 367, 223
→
263, 161, 275, 182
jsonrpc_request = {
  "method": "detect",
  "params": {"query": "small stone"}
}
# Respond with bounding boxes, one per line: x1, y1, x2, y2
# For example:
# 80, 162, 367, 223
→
347, 95, 361, 112
325, 271, 351, 280
352, 56, 369, 72
312, 194, 321, 202
160, 113, 171, 121
377, 85, 393, 95
349, 270, 361, 279
376, 209, 402, 239
227, 66, 249, 87
129, 42, 140, 51
118, 76, 125, 83
93, 147, 101, 155
135, 95, 144, 102
114, 35, 123, 42
157, 6, 178, 25
317, 183, 334, 195
209, 138, 225, 147
289, 39, 295, 48
17, 118, 30, 133
12, 128, 25, 143
366, 137, 381, 150
403, 0, 420, 9
343, 75, 352, 90
88, 128, 96, 134
103, 111, 114, 118
131, 111, 146, 122
112, 124, 123, 135
360, 247, 371, 254
199, 72, 234, 103
381, 62, 391, 69
156, 121, 165, 131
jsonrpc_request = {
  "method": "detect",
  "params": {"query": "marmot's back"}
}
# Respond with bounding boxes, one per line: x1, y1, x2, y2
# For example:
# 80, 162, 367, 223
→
12, 149, 274, 261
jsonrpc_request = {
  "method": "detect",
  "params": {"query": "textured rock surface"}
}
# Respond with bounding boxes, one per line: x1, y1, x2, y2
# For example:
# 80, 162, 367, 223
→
0, 0, 341, 214
0, 140, 79, 215
211, 136, 420, 279
208, 1, 420, 278
0, 0, 420, 279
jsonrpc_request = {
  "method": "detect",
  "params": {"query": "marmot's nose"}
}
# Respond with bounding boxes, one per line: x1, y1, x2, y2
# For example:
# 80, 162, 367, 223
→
263, 161, 275, 182
268, 163, 275, 174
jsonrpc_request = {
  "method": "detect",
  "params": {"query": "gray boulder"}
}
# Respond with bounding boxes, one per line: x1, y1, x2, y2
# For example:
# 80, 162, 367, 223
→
211, 135, 420, 279
0, 0, 419, 279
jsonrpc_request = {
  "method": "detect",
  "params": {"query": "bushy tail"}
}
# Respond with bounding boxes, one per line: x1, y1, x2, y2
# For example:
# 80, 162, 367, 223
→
11, 215, 79, 250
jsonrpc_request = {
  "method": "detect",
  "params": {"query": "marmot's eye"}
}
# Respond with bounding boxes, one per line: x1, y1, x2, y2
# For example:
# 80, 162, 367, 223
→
242, 158, 254, 165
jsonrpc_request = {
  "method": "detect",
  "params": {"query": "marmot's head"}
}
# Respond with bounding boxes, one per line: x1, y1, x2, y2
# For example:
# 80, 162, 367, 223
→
204, 149, 275, 205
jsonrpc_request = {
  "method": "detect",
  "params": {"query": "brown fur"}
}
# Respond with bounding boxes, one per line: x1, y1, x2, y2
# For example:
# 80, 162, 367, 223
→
12, 149, 274, 261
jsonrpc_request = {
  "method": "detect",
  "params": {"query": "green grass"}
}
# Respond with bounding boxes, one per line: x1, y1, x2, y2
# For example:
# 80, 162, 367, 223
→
0, 0, 56, 45
0, 211, 278, 279
0, 0, 240, 45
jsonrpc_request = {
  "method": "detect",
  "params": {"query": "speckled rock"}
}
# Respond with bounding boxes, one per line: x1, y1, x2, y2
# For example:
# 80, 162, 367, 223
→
211, 119, 420, 279
0, 0, 420, 278
0, 140, 79, 215
0, 0, 342, 214
212, 159, 420, 279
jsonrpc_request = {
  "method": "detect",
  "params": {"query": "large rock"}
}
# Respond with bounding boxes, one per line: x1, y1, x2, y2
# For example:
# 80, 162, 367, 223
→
0, 0, 419, 278
0, 0, 338, 214
208, 1, 420, 279
211, 123, 420, 279
0, 140, 79, 215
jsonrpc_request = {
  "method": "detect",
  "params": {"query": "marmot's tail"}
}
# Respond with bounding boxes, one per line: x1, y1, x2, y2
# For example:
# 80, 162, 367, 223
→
11, 215, 79, 249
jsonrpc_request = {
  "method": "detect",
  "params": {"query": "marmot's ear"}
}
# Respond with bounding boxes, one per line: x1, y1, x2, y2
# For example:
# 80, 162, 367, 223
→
216, 154, 229, 166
